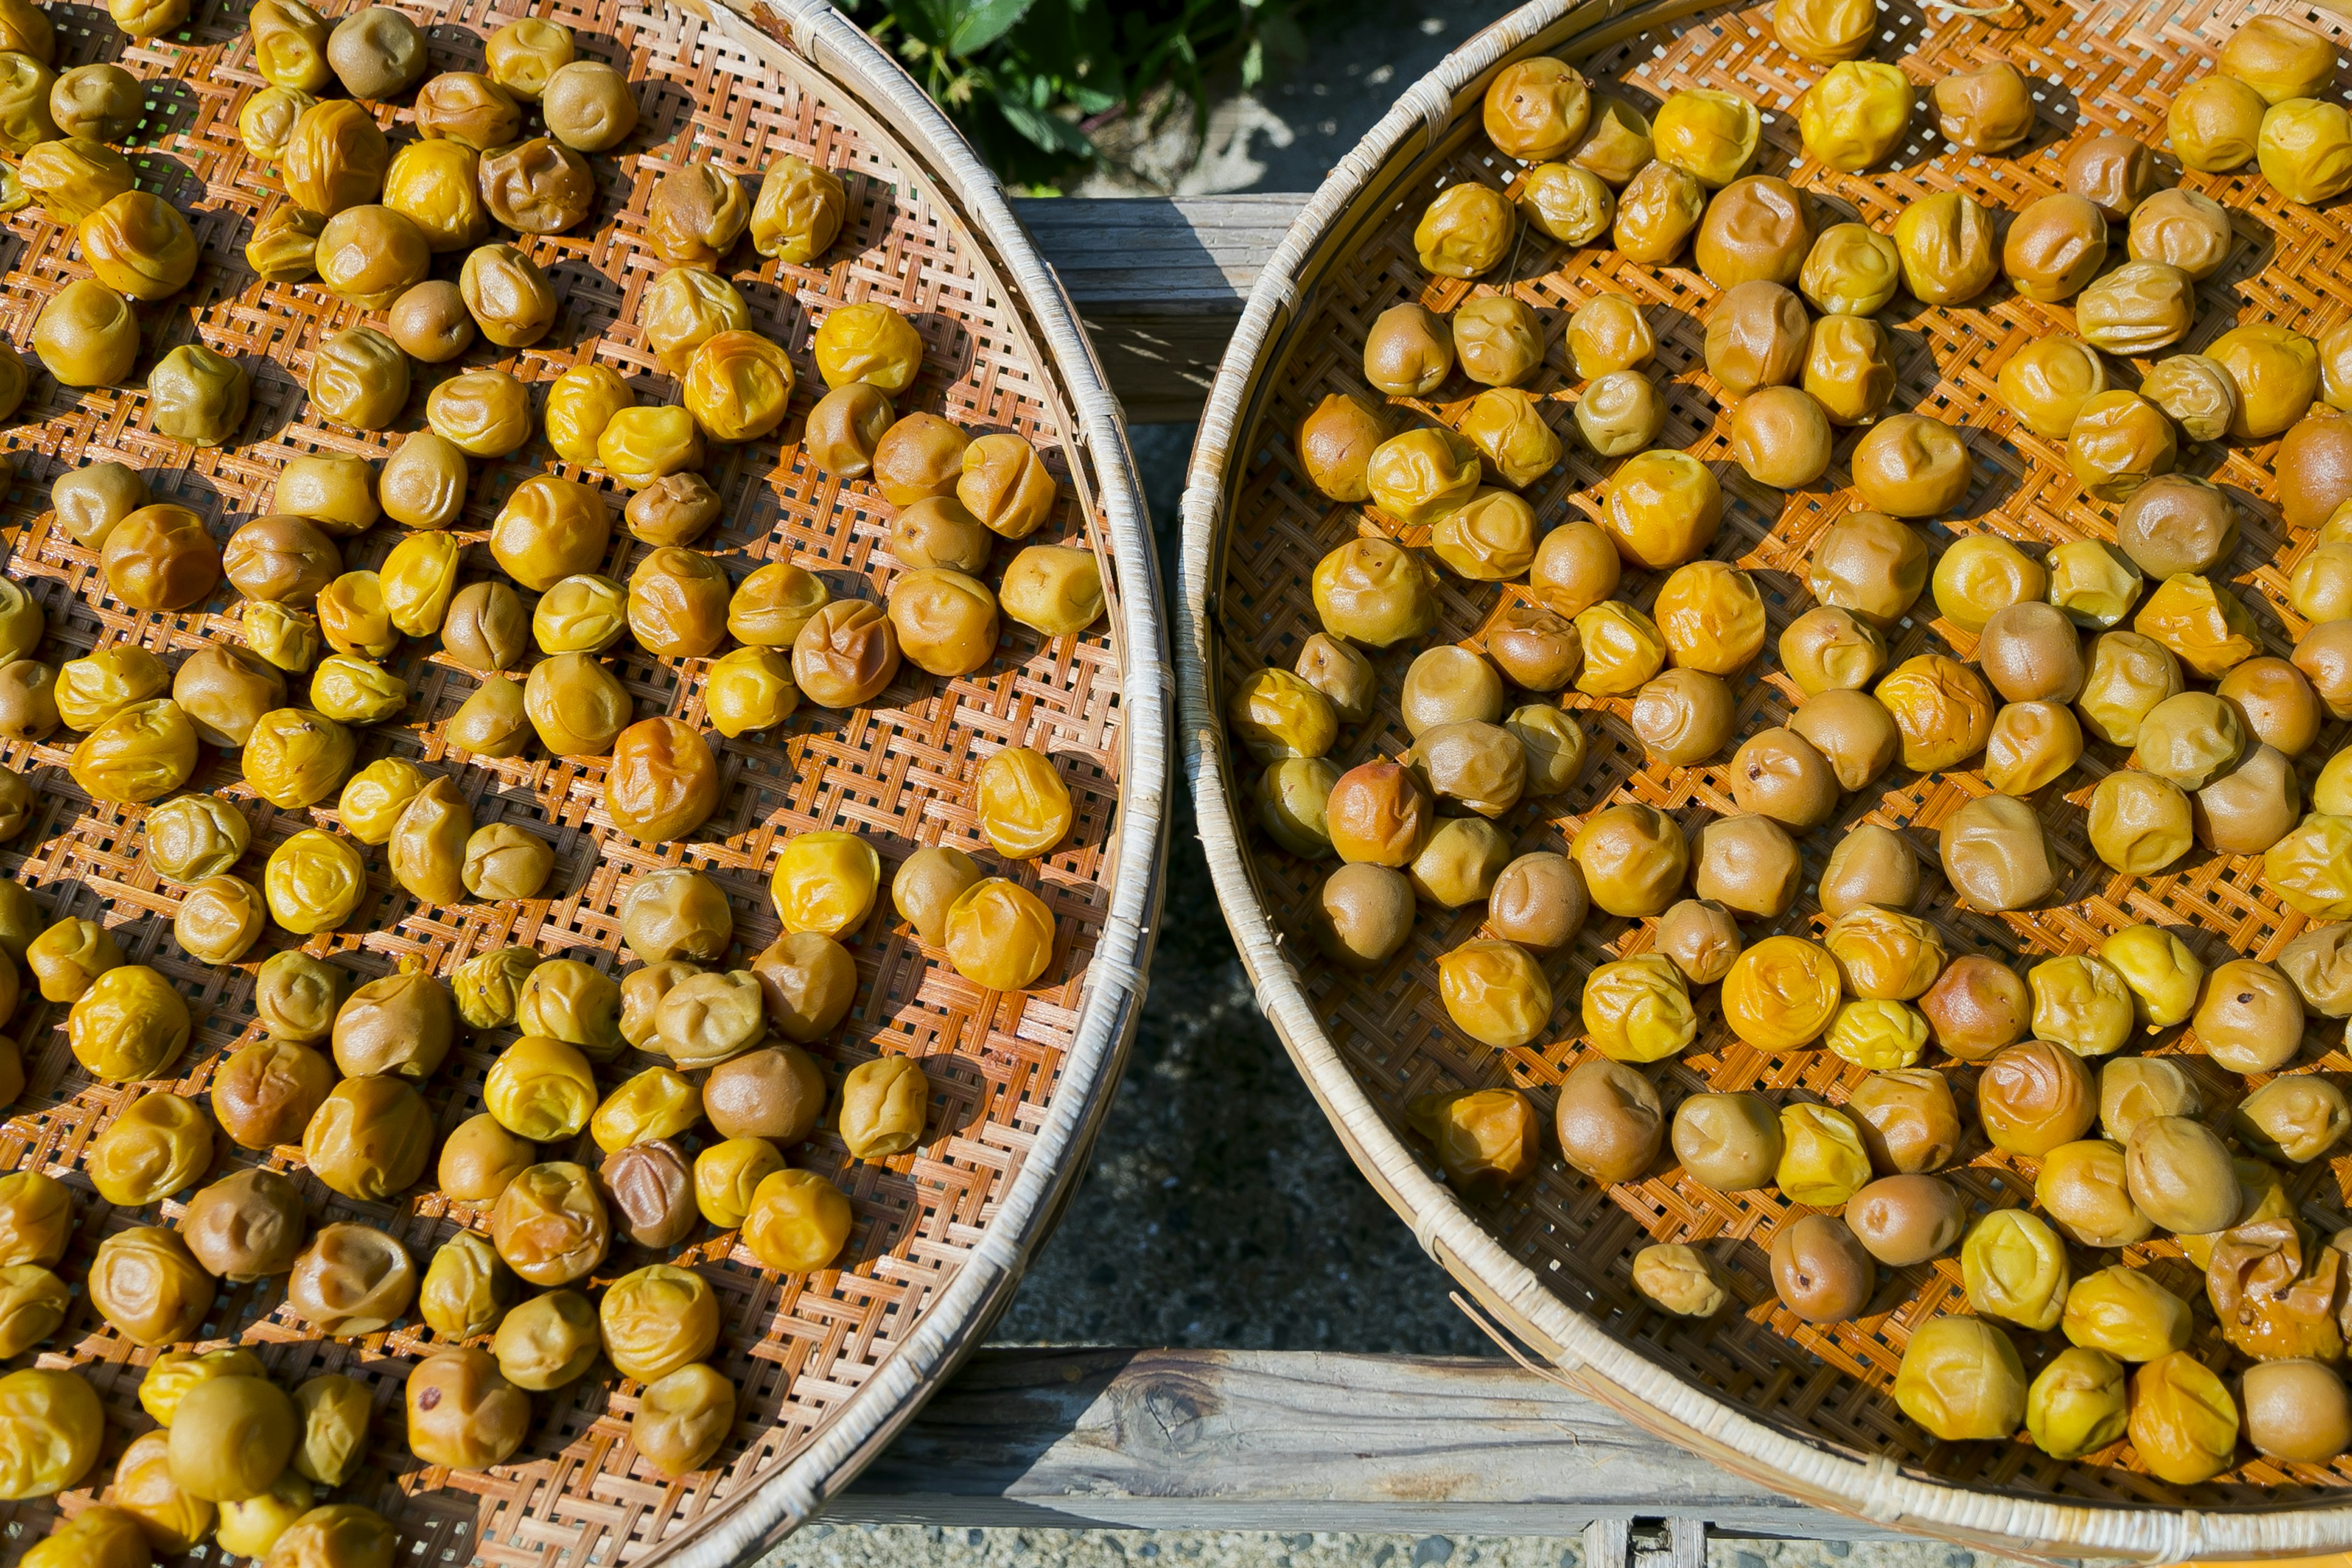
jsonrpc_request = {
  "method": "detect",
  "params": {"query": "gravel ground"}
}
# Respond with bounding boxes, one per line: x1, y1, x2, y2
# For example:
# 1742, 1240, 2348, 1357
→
771, 1524, 2011, 1568
775, 6, 2026, 1566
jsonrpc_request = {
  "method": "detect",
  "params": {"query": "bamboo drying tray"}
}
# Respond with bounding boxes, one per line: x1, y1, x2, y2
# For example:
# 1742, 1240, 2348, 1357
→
1179, 0, 2352, 1557
0, 0, 1167, 1561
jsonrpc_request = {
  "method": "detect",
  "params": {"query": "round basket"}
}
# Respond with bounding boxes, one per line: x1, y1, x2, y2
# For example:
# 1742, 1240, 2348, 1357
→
0, 0, 1166, 1560
1178, 0, 2352, 1557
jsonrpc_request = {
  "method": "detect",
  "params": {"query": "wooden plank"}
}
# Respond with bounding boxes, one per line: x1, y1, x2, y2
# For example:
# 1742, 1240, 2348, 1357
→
826, 1348, 1909, 1539
1012, 196, 1307, 423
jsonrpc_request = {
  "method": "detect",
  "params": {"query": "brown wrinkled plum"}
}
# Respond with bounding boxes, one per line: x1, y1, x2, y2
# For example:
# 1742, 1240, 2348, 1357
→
285, 1224, 416, 1338
479, 136, 593, 233
1809, 511, 1928, 627
1853, 414, 1973, 518
793, 600, 902, 707
597, 1139, 697, 1249
1694, 175, 1812, 289
1817, 823, 1919, 919
1938, 794, 2055, 911
180, 1166, 305, 1281
1704, 279, 1806, 396
2063, 132, 2159, 220
2003, 193, 2108, 303
1630, 668, 1735, 765
1935, 61, 2035, 151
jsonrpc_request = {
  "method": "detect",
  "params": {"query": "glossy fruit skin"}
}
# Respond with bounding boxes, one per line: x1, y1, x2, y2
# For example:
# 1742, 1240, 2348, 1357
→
634, 1363, 736, 1476
88, 1227, 209, 1348
71, 698, 198, 802
2125, 1115, 2239, 1233
102, 505, 219, 611
149, 343, 250, 446
1412, 182, 1513, 277
87, 1090, 211, 1213
590, 1066, 699, 1155
488, 1162, 609, 1287
685, 329, 795, 442
68, 963, 189, 1082
166, 1375, 298, 1501
425, 367, 530, 459
1961, 1208, 2071, 1330
943, 878, 1056, 990
412, 68, 519, 148
0, 1367, 104, 1498
301, 1077, 432, 1202
599, 1263, 718, 1381
647, 160, 749, 265
478, 135, 594, 233
2242, 1358, 2352, 1461
1896, 1316, 2026, 1441
744, 1167, 854, 1270
793, 600, 902, 706
765, 831, 878, 941
405, 1347, 529, 1471
2128, 1352, 2239, 1484
814, 301, 922, 393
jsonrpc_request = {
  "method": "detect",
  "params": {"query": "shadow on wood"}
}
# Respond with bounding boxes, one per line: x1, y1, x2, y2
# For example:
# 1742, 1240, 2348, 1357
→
1012, 197, 1306, 424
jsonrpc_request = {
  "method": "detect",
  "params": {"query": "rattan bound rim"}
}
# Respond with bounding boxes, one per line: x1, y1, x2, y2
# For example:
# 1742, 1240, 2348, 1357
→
1174, 0, 2340, 1559
588, 2, 1170, 1560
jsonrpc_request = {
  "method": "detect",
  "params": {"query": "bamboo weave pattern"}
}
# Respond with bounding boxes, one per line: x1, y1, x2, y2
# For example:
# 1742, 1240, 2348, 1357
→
0, 0, 1131, 1560
1216, 0, 2352, 1505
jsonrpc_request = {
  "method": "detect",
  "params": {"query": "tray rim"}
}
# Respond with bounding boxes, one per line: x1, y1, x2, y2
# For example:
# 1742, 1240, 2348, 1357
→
1170, 0, 2352, 1557
577, 1, 1175, 1560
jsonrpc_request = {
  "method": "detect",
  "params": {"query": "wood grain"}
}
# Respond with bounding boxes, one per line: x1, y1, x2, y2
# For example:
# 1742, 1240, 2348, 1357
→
831, 1348, 1906, 1538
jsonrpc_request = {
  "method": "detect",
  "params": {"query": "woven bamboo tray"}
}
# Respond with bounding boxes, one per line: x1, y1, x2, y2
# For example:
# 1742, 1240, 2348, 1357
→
0, 0, 1167, 1561
1178, 0, 2352, 1557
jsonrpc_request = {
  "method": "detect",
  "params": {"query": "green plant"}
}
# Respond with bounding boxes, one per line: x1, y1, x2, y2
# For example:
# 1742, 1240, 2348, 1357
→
846, 0, 1314, 184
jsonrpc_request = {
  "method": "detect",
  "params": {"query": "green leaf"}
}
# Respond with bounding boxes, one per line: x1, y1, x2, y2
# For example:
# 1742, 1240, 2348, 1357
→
946, 0, 1036, 55
1238, 35, 1262, 88
887, 0, 957, 48
997, 95, 1095, 156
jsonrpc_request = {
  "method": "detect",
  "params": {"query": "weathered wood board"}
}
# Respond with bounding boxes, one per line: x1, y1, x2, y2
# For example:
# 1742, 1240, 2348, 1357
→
831, 1348, 1915, 1539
